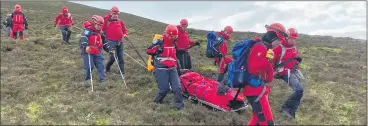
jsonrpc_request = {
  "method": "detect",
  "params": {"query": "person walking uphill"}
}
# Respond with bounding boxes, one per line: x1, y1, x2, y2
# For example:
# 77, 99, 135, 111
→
10, 4, 28, 40
146, 25, 184, 110
243, 23, 288, 126
102, 6, 129, 74
79, 15, 106, 89
175, 19, 200, 75
213, 26, 233, 83
272, 28, 304, 119
54, 6, 73, 44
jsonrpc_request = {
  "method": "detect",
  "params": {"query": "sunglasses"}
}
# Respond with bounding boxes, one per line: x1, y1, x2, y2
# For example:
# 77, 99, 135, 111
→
265, 25, 288, 38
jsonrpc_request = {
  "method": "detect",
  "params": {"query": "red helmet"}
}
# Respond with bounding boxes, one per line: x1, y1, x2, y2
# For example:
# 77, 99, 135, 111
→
224, 26, 233, 35
287, 28, 299, 39
62, 6, 68, 14
14, 4, 21, 12
111, 6, 120, 14
265, 23, 287, 39
92, 15, 104, 25
180, 19, 188, 26
165, 24, 179, 37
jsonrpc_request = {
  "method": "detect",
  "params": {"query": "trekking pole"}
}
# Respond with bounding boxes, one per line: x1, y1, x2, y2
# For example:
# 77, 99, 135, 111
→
113, 52, 128, 88
124, 52, 147, 69
124, 37, 147, 66
88, 54, 94, 92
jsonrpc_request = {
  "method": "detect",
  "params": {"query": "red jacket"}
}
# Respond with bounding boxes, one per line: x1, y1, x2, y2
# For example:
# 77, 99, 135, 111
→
80, 21, 103, 55
147, 34, 178, 68
213, 32, 230, 66
217, 32, 230, 56
102, 14, 128, 41
176, 25, 195, 51
273, 39, 300, 76
11, 12, 27, 25
243, 42, 274, 96
54, 13, 73, 27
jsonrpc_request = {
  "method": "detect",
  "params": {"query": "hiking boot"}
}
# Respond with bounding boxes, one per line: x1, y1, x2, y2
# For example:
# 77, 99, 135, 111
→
119, 69, 125, 74
99, 81, 108, 91
282, 109, 295, 119
105, 69, 111, 74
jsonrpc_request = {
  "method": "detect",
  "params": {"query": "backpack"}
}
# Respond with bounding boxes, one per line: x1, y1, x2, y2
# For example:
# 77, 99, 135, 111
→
147, 34, 163, 72
227, 39, 265, 88
206, 31, 226, 58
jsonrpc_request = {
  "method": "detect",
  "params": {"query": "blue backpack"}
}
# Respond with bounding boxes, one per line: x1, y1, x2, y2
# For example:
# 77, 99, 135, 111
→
206, 31, 226, 58
227, 39, 265, 88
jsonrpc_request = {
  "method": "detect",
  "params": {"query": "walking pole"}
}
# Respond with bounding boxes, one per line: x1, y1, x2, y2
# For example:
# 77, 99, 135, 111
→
88, 54, 94, 92
113, 52, 128, 88
124, 37, 147, 66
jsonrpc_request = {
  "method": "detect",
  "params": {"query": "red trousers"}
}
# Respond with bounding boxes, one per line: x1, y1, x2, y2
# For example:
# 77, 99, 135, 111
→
245, 91, 274, 126
10, 24, 24, 40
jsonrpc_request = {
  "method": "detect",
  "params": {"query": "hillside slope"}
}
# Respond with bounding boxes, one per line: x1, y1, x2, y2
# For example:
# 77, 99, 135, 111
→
1, 1, 367, 125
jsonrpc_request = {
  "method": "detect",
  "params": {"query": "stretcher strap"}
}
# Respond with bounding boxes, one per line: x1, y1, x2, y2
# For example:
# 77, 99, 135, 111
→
201, 85, 212, 100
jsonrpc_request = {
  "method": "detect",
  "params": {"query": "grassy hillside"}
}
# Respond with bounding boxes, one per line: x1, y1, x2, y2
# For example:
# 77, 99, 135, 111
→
1, 1, 367, 125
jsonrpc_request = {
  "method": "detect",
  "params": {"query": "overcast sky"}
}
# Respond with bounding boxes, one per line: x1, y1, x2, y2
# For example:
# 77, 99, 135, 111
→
72, 1, 366, 40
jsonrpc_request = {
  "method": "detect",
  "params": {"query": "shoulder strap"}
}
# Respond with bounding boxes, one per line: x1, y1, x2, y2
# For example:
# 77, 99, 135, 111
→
279, 44, 286, 64
279, 44, 297, 64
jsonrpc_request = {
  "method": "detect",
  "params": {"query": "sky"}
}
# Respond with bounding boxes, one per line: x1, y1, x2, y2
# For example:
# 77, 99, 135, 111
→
71, 1, 367, 40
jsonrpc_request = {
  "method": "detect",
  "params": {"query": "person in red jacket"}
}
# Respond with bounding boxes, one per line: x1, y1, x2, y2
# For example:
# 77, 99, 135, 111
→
79, 15, 106, 88
175, 19, 200, 75
102, 6, 129, 74
272, 28, 303, 119
54, 6, 73, 44
10, 4, 28, 40
146, 25, 184, 110
213, 26, 233, 83
243, 23, 288, 126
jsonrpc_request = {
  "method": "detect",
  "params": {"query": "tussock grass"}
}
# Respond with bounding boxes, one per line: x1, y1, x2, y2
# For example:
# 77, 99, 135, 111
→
1, 1, 366, 125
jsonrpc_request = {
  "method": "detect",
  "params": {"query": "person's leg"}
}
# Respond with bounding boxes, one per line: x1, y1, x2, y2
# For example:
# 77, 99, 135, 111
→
169, 68, 184, 109
217, 57, 226, 82
116, 42, 124, 74
82, 53, 93, 81
153, 68, 170, 104
94, 53, 106, 84
281, 72, 304, 118
105, 41, 117, 72
176, 51, 184, 76
247, 93, 274, 126
66, 27, 72, 43
60, 27, 67, 41
19, 30, 24, 40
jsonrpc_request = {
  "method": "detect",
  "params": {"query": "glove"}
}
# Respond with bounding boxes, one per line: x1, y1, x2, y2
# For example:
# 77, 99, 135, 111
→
85, 46, 91, 54
123, 34, 128, 38
295, 56, 302, 63
108, 49, 115, 54
195, 42, 201, 46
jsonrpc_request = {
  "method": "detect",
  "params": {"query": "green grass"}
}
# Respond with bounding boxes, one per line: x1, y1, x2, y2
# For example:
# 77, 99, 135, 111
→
1, 1, 367, 125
